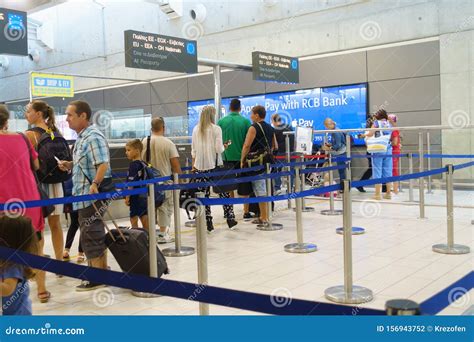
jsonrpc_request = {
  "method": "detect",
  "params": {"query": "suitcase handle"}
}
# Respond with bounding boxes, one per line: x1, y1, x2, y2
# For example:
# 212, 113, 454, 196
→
92, 201, 127, 243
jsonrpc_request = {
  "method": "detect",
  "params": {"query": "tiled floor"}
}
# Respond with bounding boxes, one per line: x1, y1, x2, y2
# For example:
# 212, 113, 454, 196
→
31, 187, 473, 315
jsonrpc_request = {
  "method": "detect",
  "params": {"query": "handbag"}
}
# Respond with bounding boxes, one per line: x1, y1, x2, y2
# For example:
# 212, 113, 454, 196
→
212, 154, 238, 194
245, 122, 274, 169
366, 120, 391, 154
19, 133, 55, 218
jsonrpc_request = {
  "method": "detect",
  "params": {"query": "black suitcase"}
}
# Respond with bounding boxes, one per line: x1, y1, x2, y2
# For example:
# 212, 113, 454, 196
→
93, 203, 169, 277
105, 228, 169, 278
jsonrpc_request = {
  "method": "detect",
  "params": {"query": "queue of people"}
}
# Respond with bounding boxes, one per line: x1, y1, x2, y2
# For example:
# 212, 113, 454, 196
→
0, 97, 401, 315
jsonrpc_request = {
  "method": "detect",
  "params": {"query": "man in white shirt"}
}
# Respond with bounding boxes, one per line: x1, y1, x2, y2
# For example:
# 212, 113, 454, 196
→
141, 117, 181, 243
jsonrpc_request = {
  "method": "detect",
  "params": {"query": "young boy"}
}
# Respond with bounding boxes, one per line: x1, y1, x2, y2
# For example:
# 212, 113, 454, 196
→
125, 139, 149, 230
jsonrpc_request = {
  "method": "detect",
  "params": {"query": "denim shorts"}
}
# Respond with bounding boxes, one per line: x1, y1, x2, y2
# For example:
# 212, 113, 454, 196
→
252, 179, 267, 197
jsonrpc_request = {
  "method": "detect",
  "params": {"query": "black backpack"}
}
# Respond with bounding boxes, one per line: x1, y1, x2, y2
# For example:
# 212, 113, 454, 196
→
29, 127, 72, 184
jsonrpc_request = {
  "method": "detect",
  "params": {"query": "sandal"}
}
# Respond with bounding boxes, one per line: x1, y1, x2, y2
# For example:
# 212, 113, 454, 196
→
251, 218, 264, 225
77, 254, 86, 264
38, 291, 51, 303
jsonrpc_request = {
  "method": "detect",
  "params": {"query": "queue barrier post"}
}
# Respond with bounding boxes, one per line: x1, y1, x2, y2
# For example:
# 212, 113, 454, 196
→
184, 158, 197, 228
325, 180, 373, 304
195, 192, 210, 315
398, 154, 404, 193
432, 164, 470, 255
407, 153, 415, 202
162, 173, 195, 257
257, 163, 283, 231
418, 132, 426, 219
321, 153, 343, 216
293, 155, 315, 213
132, 183, 159, 298
284, 164, 317, 253
285, 134, 292, 209
426, 132, 433, 194
385, 299, 420, 315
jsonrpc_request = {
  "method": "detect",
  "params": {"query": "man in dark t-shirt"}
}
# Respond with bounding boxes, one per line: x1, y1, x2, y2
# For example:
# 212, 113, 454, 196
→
241, 105, 277, 228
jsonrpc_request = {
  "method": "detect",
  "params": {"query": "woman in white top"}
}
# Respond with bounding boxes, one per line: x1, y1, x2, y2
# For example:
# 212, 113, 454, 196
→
191, 106, 237, 233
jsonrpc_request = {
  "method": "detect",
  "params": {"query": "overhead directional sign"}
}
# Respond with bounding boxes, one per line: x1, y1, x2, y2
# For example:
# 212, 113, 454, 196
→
0, 8, 28, 56
124, 30, 197, 74
252, 51, 299, 84
31, 73, 74, 98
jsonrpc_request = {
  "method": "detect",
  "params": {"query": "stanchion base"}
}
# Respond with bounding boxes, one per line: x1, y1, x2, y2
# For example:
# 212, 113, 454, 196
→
335, 227, 365, 235
185, 220, 196, 228
131, 291, 160, 298
162, 246, 195, 257
293, 207, 315, 212
257, 223, 283, 231
432, 244, 470, 255
284, 243, 318, 253
320, 209, 343, 216
324, 285, 373, 304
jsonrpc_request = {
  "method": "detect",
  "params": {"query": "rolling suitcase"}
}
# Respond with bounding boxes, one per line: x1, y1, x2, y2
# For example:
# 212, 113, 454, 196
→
95, 203, 169, 277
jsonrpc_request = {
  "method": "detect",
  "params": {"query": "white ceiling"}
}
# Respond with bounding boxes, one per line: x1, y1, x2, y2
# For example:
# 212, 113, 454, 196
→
0, 0, 66, 13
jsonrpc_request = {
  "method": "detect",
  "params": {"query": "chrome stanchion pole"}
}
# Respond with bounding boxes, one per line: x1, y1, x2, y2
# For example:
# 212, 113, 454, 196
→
257, 163, 283, 231
345, 133, 352, 181
432, 165, 470, 254
426, 132, 433, 194
325, 180, 373, 304
321, 154, 343, 216
418, 132, 426, 219
162, 173, 195, 257
285, 133, 292, 209
398, 155, 404, 193
132, 183, 159, 298
407, 153, 415, 202
294, 155, 314, 212
336, 141, 365, 235
184, 158, 196, 228
284, 164, 317, 253
195, 192, 209, 315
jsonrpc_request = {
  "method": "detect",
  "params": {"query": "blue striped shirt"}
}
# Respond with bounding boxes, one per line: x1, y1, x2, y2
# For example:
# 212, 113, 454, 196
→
72, 125, 111, 210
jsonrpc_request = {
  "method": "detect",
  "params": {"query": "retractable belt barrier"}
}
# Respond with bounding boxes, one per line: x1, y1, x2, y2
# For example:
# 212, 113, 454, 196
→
0, 246, 383, 316
0, 246, 469, 315
2, 160, 473, 210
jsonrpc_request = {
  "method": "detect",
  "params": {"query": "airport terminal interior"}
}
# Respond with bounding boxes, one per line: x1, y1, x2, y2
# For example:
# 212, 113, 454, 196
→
0, 0, 473, 318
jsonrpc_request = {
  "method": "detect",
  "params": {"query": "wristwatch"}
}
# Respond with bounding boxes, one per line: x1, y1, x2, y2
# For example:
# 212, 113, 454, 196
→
92, 180, 101, 186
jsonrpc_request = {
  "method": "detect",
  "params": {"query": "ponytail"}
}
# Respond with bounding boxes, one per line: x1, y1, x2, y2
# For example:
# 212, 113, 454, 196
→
45, 105, 56, 131
30, 100, 57, 131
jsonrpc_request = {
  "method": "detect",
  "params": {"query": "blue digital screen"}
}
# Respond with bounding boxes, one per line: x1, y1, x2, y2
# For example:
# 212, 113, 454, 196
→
187, 83, 368, 146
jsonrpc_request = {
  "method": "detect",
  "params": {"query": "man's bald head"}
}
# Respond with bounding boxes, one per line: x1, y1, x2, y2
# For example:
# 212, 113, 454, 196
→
324, 118, 335, 129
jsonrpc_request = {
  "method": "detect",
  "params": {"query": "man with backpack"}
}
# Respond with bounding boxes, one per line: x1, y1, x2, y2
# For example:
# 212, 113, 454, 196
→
58, 100, 112, 291
141, 117, 181, 244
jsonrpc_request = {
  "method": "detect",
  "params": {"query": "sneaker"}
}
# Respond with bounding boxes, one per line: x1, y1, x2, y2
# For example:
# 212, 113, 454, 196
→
243, 212, 254, 221
227, 219, 238, 230
383, 193, 392, 200
157, 232, 174, 244
274, 189, 282, 196
76, 281, 106, 292
207, 227, 214, 234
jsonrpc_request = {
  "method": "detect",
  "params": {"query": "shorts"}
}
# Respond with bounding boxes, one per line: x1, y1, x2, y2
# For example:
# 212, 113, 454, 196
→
252, 179, 267, 197
224, 161, 252, 196
78, 201, 108, 260
372, 152, 393, 180
40, 182, 64, 215
157, 190, 173, 228
129, 195, 147, 218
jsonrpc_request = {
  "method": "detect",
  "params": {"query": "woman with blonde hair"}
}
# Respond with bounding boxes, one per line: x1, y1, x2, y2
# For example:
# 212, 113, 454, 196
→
191, 106, 236, 233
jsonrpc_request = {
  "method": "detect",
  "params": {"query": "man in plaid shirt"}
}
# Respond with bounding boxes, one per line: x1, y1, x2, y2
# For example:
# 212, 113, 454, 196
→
58, 100, 112, 292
